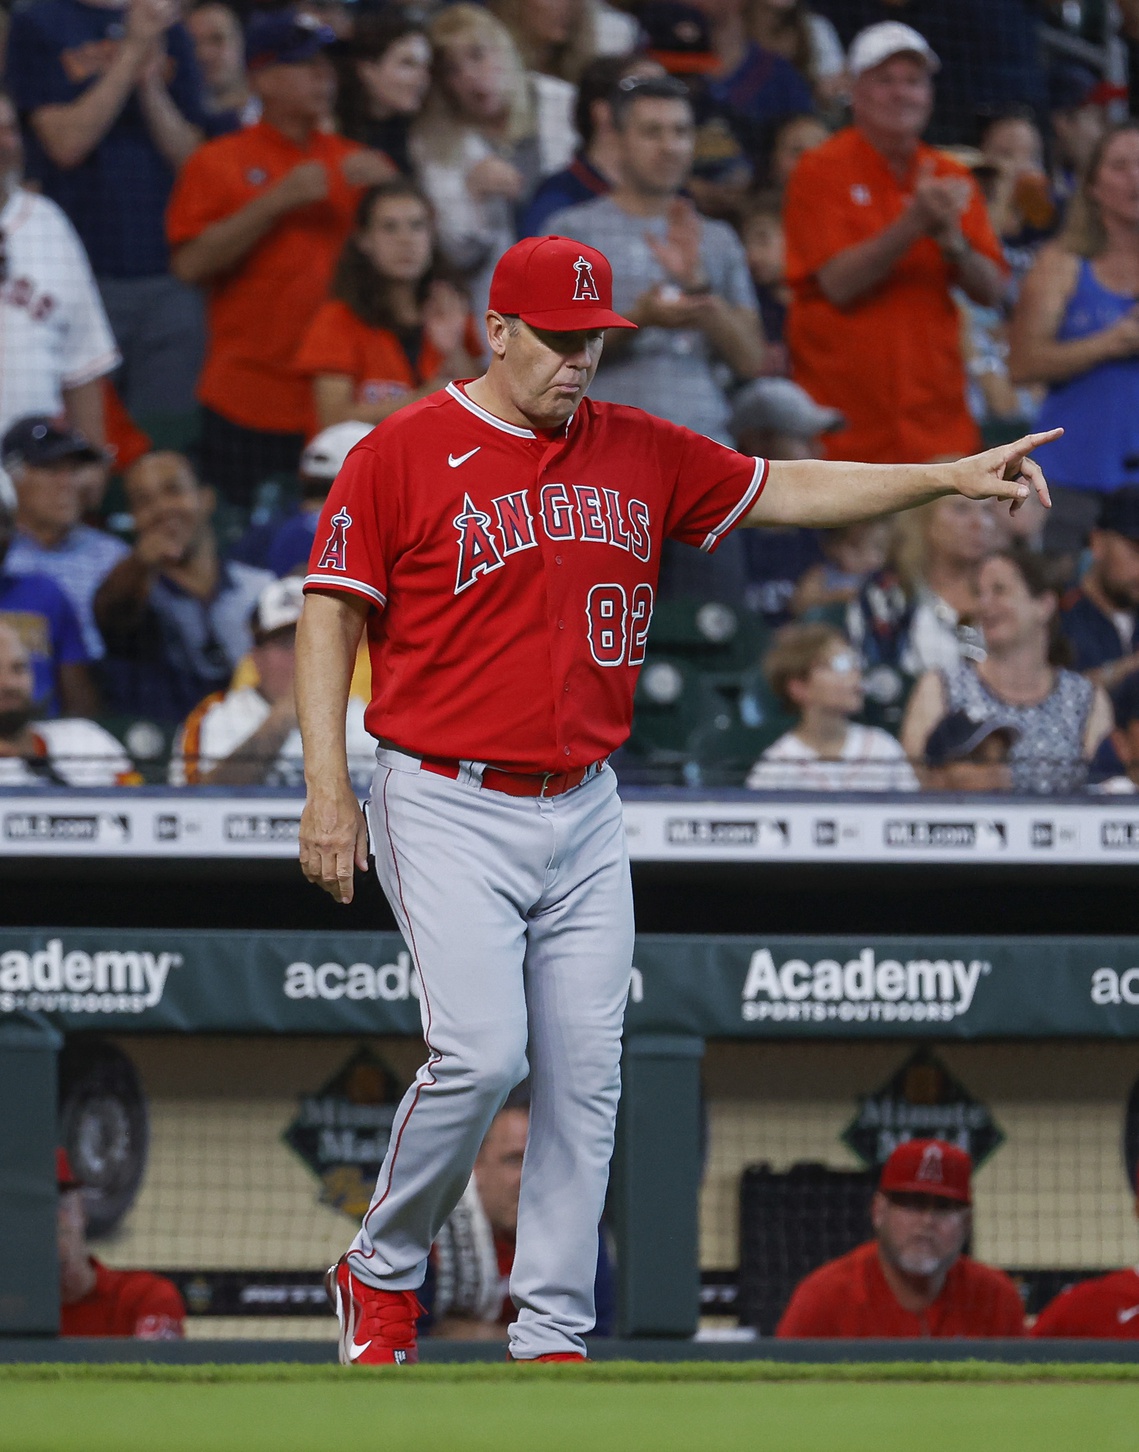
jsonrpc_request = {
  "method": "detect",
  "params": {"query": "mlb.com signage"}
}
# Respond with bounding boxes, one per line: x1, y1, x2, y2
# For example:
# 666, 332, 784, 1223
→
740, 947, 990, 1025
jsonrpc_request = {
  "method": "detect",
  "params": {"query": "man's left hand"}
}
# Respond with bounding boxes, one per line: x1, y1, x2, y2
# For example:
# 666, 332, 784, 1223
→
950, 429, 1062, 513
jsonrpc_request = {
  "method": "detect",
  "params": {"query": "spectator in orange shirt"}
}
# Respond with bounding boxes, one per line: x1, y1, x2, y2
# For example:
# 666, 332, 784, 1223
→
296, 178, 482, 430
777, 1139, 1025, 1338
167, 9, 394, 506
58, 1149, 185, 1338
783, 21, 1006, 466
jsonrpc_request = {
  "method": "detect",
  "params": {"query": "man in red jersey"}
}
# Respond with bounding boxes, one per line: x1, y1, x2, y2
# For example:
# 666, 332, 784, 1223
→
1033, 1169, 1139, 1337
57, 1149, 184, 1338
777, 1139, 1024, 1338
296, 234, 1056, 1365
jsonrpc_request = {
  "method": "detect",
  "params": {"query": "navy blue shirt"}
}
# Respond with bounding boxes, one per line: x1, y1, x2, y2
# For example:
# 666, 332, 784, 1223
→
521, 155, 611, 239
704, 43, 813, 162
1060, 587, 1139, 673
0, 568, 89, 716
6, 0, 207, 277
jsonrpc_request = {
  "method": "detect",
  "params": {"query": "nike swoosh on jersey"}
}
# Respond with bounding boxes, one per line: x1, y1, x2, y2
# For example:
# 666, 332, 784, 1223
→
448, 447, 481, 468
1117, 1304, 1139, 1323
348, 1339, 373, 1360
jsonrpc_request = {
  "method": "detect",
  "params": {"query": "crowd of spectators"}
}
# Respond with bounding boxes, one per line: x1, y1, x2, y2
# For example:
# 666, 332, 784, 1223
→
0, 0, 1136, 794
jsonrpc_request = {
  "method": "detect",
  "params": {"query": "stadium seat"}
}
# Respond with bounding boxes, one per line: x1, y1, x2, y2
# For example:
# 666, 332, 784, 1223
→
737, 1162, 876, 1336
97, 717, 177, 785
646, 599, 769, 683
686, 668, 795, 786
625, 656, 724, 784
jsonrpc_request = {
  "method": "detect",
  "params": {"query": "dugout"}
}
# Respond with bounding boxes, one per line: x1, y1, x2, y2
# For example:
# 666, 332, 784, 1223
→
3, 786, 1139, 1344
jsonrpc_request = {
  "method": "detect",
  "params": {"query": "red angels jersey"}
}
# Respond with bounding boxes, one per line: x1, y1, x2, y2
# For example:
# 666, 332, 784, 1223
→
303, 382, 766, 772
1032, 1267, 1139, 1338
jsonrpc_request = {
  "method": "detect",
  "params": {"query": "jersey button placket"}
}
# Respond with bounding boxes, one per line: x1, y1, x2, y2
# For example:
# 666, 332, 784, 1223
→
538, 436, 575, 767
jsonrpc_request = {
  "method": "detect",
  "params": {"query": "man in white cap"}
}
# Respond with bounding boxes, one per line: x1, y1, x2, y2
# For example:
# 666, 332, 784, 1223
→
169, 575, 374, 787
783, 20, 1006, 467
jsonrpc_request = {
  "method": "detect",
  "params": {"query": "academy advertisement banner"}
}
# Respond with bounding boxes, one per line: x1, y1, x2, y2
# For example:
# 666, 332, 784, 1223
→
5, 931, 1139, 1039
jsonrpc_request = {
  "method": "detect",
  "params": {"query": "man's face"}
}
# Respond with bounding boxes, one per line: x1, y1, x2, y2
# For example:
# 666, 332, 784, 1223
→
254, 54, 337, 126
252, 629, 297, 705
851, 54, 934, 145
0, 624, 35, 735
0, 96, 23, 186
872, 1189, 970, 1279
1091, 528, 1139, 609
617, 97, 695, 198
472, 1107, 528, 1239
13, 459, 84, 538
188, 5, 246, 95
125, 452, 211, 563
493, 317, 605, 428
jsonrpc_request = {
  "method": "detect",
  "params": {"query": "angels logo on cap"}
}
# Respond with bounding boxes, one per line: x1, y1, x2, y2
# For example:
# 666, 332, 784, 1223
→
489, 237, 637, 332
572, 256, 601, 303
915, 1143, 944, 1186
878, 1137, 973, 1205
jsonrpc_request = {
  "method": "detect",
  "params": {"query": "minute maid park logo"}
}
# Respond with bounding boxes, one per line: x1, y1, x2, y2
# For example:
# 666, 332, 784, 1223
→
741, 947, 991, 1025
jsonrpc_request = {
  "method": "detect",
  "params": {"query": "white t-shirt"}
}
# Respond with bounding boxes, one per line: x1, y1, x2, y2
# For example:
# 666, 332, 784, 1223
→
169, 686, 376, 790
0, 189, 120, 441
746, 724, 919, 792
0, 718, 133, 787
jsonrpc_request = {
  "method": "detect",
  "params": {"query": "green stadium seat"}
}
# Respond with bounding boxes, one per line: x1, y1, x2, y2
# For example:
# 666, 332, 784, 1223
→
646, 598, 770, 685
687, 668, 796, 786
97, 716, 178, 785
626, 656, 725, 783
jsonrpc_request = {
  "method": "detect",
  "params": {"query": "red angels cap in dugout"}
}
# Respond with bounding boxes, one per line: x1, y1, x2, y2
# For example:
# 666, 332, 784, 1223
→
489, 237, 637, 332
879, 1138, 972, 1205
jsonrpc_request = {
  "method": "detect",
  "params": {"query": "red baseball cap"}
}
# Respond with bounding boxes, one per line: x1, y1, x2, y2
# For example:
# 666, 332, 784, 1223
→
489, 237, 637, 332
57, 1147, 84, 1191
879, 1138, 972, 1206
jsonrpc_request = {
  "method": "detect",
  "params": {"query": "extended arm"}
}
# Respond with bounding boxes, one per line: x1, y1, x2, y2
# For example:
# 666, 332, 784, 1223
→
29, 0, 176, 169
745, 430, 1060, 530
940, 233, 1004, 308
297, 590, 370, 903
696, 297, 767, 378
170, 162, 328, 284
816, 209, 926, 308
136, 58, 201, 170
199, 704, 298, 786
61, 377, 106, 449
1008, 246, 1139, 385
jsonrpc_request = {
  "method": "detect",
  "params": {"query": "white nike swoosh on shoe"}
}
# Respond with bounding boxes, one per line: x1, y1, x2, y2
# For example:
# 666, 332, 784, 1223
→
448, 447, 480, 468
348, 1339, 373, 1361
1118, 1304, 1139, 1323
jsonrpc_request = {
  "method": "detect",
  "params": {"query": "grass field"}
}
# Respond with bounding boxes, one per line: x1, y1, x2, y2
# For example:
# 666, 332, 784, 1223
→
2, 1363, 1138, 1452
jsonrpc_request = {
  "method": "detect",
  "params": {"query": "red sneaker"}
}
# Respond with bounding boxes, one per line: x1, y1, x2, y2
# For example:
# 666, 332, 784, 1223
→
325, 1256, 423, 1366
509, 1352, 587, 1363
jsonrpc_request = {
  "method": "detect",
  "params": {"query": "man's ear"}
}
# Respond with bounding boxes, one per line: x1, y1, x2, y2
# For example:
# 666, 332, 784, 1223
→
485, 310, 510, 360
202, 485, 217, 521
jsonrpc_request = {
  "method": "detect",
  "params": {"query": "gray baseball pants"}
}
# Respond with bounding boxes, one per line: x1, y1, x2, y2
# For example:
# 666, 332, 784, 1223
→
349, 745, 634, 1359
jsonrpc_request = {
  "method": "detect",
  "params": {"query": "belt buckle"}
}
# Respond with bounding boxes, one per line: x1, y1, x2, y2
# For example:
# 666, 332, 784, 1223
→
539, 771, 555, 798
